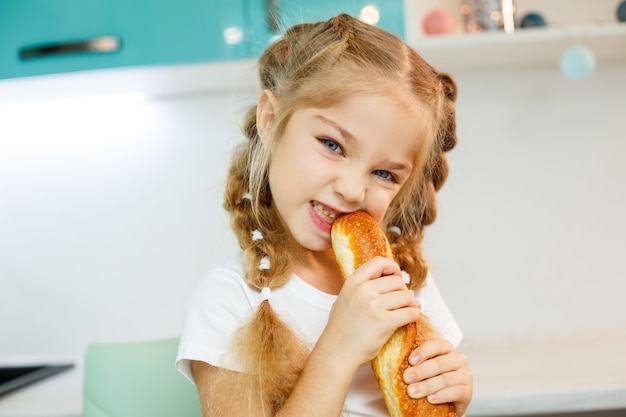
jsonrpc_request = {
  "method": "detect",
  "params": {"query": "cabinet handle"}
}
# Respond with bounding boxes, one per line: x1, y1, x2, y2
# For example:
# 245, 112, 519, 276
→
266, 0, 280, 32
19, 36, 122, 60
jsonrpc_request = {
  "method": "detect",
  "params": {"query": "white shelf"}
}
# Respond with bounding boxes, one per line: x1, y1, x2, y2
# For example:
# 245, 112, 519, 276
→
408, 23, 626, 72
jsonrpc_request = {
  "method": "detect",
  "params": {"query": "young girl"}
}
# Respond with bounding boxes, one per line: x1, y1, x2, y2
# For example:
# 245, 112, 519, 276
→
176, 13, 473, 417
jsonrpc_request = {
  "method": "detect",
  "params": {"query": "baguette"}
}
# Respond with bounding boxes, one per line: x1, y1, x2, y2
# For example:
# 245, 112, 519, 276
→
331, 210, 456, 417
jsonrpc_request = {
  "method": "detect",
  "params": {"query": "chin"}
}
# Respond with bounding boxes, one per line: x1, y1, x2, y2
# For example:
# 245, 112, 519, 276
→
297, 235, 332, 253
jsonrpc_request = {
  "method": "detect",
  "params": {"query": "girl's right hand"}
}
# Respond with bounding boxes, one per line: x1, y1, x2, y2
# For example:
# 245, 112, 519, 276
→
320, 256, 421, 367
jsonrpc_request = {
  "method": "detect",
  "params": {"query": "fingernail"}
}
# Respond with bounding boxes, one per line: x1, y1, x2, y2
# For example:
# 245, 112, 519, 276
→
404, 371, 417, 384
427, 393, 438, 403
408, 384, 420, 397
409, 354, 420, 365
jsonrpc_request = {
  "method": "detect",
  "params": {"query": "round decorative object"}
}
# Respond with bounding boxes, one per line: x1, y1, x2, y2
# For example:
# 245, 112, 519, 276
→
617, 0, 626, 22
560, 45, 596, 81
461, 0, 516, 33
520, 12, 547, 28
423, 9, 455, 35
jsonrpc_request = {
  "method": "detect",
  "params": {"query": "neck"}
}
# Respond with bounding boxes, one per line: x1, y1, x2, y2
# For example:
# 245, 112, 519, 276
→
294, 248, 344, 295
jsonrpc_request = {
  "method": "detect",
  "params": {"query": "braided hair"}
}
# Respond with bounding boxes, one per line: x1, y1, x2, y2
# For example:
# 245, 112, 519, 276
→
221, 13, 458, 414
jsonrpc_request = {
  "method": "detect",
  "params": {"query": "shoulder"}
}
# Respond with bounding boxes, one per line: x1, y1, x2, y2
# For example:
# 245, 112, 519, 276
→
177, 252, 257, 375
189, 252, 258, 314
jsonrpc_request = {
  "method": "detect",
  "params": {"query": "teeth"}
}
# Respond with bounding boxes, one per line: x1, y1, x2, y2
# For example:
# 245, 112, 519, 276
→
312, 201, 338, 222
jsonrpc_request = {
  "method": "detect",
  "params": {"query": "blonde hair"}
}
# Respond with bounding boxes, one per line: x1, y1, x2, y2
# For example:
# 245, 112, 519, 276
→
221, 13, 458, 415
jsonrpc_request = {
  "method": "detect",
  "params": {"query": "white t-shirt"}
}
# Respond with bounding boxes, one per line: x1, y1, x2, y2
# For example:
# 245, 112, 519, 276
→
176, 252, 462, 417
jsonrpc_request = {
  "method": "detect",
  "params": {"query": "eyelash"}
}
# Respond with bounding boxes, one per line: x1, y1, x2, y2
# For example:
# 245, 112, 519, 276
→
373, 169, 397, 182
318, 137, 398, 183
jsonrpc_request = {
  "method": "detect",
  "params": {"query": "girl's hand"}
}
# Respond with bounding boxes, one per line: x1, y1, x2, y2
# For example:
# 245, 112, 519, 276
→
403, 339, 473, 417
321, 256, 421, 367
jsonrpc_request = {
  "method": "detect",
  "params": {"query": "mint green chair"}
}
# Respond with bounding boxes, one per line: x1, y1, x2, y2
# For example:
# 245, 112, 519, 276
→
83, 337, 201, 417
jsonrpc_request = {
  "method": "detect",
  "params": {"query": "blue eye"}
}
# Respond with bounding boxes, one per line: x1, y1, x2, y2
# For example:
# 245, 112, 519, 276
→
373, 169, 394, 181
321, 138, 341, 153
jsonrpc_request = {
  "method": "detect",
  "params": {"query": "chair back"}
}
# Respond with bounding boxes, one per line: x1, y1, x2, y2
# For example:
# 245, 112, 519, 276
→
83, 338, 201, 417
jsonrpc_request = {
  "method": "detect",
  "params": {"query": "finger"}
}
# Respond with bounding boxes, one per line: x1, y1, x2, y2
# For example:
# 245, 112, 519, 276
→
369, 256, 404, 280
348, 256, 402, 284
374, 287, 421, 311
406, 350, 468, 383
408, 338, 454, 366
364, 274, 412, 295
422, 383, 472, 407
353, 283, 419, 325
405, 368, 468, 400
384, 306, 422, 333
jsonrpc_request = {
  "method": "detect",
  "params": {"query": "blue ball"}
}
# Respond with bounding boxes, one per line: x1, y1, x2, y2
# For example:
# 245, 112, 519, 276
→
560, 45, 596, 81
618, 0, 626, 22
520, 12, 547, 28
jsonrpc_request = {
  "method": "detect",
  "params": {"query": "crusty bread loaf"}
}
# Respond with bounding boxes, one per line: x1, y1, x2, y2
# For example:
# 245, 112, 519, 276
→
331, 211, 456, 417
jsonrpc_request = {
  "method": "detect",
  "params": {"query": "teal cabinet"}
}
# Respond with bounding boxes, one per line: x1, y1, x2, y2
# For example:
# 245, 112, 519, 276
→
0, 0, 405, 80
0, 0, 247, 79
244, 0, 405, 56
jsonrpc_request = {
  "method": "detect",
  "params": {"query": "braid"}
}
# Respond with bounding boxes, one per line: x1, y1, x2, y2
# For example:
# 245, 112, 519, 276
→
384, 73, 457, 342
224, 155, 308, 414
387, 72, 458, 291
223, 104, 308, 415
425, 72, 458, 220
387, 229, 428, 290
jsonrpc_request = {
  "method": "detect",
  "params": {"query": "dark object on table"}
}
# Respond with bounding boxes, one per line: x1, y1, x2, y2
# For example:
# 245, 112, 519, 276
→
0, 363, 74, 396
618, 1, 626, 22
520, 12, 547, 28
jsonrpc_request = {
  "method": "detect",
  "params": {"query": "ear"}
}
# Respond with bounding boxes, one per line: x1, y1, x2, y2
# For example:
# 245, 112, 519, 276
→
256, 89, 279, 143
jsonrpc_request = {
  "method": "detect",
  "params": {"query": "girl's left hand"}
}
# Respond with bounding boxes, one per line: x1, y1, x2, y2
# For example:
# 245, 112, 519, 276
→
402, 338, 473, 417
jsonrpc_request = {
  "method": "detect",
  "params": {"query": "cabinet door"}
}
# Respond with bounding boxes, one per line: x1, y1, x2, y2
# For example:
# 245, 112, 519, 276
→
244, 0, 405, 57
0, 0, 247, 80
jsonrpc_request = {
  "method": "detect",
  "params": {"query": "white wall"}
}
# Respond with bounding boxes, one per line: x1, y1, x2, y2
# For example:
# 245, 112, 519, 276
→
0, 88, 251, 360
403, 0, 626, 346
1, 54, 625, 363
424, 62, 626, 344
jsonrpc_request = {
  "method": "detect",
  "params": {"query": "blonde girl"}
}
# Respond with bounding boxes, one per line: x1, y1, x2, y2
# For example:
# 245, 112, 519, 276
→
177, 13, 473, 417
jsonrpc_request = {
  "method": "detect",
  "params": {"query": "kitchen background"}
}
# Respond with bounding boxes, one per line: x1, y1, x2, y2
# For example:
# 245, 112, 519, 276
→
1, 0, 625, 416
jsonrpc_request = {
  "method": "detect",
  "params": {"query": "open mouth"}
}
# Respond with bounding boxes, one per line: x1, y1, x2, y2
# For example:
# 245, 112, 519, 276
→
311, 201, 340, 223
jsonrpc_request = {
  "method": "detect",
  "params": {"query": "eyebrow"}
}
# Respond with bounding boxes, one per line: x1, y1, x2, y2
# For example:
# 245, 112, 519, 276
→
387, 161, 412, 173
314, 114, 412, 174
314, 114, 356, 143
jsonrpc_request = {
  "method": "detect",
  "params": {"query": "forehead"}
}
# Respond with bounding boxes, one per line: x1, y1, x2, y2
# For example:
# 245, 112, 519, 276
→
304, 91, 428, 162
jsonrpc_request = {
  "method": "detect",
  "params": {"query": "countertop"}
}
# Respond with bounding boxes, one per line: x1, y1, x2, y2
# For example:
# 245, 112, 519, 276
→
0, 364, 81, 417
462, 332, 626, 416
1, 333, 625, 417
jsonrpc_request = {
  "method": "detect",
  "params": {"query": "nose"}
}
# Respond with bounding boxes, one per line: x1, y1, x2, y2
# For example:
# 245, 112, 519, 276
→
334, 167, 367, 203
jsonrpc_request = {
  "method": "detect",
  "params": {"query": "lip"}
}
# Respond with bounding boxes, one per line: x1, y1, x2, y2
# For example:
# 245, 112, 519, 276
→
308, 201, 343, 234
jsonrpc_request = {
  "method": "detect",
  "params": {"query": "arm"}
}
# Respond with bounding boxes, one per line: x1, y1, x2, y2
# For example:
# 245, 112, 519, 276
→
402, 339, 473, 417
191, 346, 358, 417
192, 361, 270, 416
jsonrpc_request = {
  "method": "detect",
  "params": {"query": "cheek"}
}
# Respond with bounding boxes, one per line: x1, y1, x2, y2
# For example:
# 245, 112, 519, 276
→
280, 142, 330, 182
273, 149, 311, 181
367, 192, 396, 223
269, 142, 320, 197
